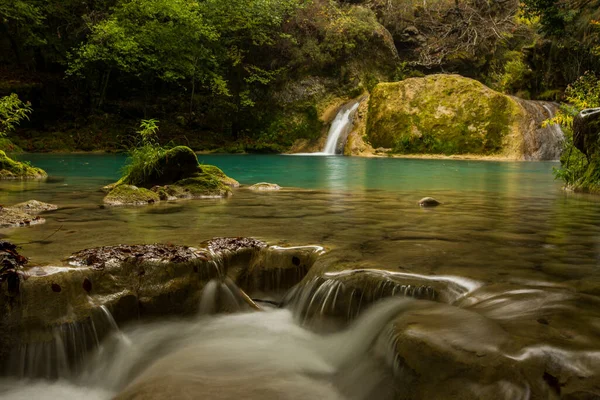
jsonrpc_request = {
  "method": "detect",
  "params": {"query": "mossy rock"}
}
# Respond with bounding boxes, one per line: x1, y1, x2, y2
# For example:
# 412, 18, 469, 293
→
104, 185, 161, 206
367, 74, 523, 156
0, 151, 47, 180
198, 164, 240, 187
124, 146, 200, 187
105, 146, 237, 205
174, 174, 232, 198
0, 139, 23, 154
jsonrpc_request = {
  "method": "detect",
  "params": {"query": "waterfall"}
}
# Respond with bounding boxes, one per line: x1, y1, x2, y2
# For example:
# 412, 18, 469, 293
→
322, 102, 360, 155
511, 98, 566, 160
293, 101, 361, 156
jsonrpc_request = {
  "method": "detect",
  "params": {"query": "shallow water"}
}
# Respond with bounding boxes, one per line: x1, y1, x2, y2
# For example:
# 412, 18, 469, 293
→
2, 153, 600, 398
2, 154, 599, 284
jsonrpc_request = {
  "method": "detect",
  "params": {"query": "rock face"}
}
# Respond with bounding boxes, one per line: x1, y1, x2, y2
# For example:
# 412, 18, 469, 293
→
103, 146, 239, 206
367, 74, 564, 160
0, 151, 47, 180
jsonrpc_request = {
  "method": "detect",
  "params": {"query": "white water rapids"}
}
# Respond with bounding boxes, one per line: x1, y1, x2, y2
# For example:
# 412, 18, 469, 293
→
0, 298, 413, 400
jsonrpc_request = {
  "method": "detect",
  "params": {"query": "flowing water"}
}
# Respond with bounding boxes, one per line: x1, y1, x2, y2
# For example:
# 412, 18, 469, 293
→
1, 154, 600, 398
296, 101, 360, 155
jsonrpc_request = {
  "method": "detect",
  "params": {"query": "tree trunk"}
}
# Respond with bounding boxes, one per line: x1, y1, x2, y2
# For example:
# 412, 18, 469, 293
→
98, 69, 111, 108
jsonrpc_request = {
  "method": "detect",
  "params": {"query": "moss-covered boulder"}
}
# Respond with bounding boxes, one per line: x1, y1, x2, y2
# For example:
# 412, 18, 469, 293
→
123, 146, 200, 187
0, 151, 46, 180
103, 146, 238, 206
104, 185, 160, 206
366, 74, 561, 159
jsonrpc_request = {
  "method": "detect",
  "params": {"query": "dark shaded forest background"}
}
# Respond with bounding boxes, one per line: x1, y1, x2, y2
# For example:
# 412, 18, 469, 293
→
1, 0, 599, 152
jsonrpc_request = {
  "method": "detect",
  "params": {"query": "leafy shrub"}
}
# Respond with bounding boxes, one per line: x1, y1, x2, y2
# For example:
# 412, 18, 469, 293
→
122, 119, 170, 185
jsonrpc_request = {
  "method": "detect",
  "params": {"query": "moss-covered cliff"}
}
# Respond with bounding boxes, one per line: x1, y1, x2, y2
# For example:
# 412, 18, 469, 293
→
367, 75, 523, 156
366, 74, 564, 159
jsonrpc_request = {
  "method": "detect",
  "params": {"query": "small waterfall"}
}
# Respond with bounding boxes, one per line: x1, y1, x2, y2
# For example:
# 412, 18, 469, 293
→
292, 101, 361, 156
512, 98, 565, 160
322, 102, 360, 155
2, 305, 121, 379
198, 278, 261, 314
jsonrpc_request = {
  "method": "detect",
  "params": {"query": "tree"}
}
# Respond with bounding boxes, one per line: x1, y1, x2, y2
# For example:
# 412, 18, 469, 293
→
0, 0, 44, 66
68, 0, 224, 108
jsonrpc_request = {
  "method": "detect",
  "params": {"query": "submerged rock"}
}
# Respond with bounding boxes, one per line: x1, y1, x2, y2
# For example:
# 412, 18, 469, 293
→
103, 146, 238, 206
0, 151, 47, 180
367, 74, 564, 160
249, 182, 281, 191
418, 197, 441, 207
10, 200, 58, 213
0, 207, 45, 227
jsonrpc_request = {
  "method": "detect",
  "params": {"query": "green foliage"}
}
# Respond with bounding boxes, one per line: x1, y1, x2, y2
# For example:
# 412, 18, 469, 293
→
138, 119, 160, 145
489, 52, 533, 95
122, 119, 169, 186
0, 94, 33, 137
393, 62, 424, 82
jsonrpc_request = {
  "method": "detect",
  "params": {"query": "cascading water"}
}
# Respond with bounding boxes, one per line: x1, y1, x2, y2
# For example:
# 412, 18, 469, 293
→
0, 296, 415, 400
294, 101, 360, 156
321, 102, 360, 155
511, 98, 565, 160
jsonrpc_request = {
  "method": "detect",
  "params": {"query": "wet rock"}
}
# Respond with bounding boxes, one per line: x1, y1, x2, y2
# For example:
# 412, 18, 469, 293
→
0, 151, 47, 180
207, 237, 267, 254
10, 200, 58, 214
418, 197, 440, 207
103, 185, 161, 206
0, 206, 45, 227
68, 244, 209, 270
249, 182, 281, 191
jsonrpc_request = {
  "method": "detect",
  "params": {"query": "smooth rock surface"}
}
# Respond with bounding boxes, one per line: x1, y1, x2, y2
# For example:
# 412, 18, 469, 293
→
249, 182, 281, 191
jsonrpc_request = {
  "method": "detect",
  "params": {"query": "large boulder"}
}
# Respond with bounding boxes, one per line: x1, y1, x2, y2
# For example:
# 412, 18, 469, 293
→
367, 74, 563, 159
0, 151, 46, 180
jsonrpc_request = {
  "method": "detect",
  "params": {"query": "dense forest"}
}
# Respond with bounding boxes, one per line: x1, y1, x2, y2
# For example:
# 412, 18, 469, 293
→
0, 0, 599, 154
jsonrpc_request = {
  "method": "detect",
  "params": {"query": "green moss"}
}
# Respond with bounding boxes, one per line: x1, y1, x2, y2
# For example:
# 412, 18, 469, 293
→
175, 173, 232, 197
0, 139, 23, 154
198, 164, 239, 187
104, 184, 161, 206
0, 151, 47, 179
367, 74, 521, 155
